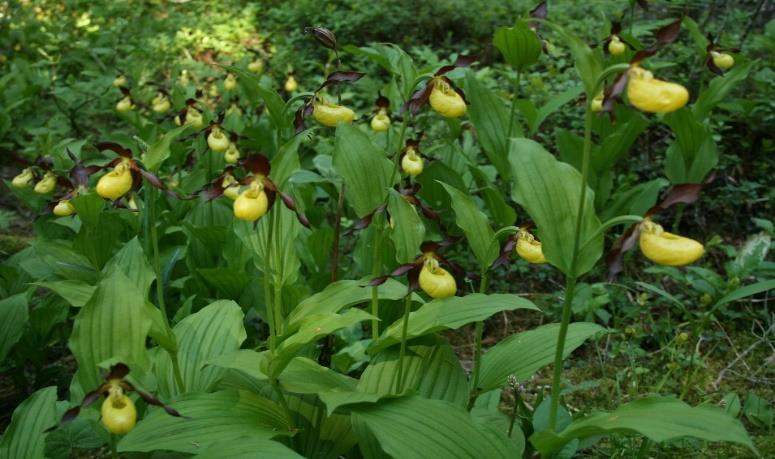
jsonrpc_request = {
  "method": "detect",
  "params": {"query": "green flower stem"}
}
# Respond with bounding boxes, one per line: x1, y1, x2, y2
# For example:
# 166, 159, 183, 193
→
271, 378, 295, 432
272, 206, 285, 336
370, 214, 384, 341
394, 294, 413, 393
263, 212, 277, 352
507, 71, 521, 138
110, 433, 118, 459
467, 269, 490, 410
147, 186, 185, 393
388, 115, 410, 186
547, 106, 594, 430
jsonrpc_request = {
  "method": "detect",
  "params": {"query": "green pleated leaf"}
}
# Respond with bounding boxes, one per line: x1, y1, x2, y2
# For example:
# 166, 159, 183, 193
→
282, 392, 359, 459
508, 138, 603, 277
321, 338, 468, 415
207, 349, 268, 384
440, 182, 498, 267
280, 357, 358, 394
371, 294, 538, 354
34, 280, 95, 308
333, 124, 394, 218
226, 65, 290, 132
351, 396, 520, 459
529, 84, 584, 134
104, 237, 155, 295
387, 189, 425, 264
193, 437, 303, 459
269, 309, 375, 378
465, 72, 521, 180
478, 322, 605, 393
493, 20, 542, 71
156, 300, 246, 398
663, 108, 719, 184
287, 278, 418, 328
693, 61, 753, 120
197, 267, 249, 299
530, 396, 756, 456
69, 269, 152, 391
0, 386, 58, 459
0, 293, 28, 363
542, 22, 603, 97
143, 125, 189, 172
118, 390, 292, 454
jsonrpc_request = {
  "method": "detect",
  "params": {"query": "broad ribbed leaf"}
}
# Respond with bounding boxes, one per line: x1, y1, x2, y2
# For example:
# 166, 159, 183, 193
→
287, 278, 418, 328
280, 357, 358, 394
269, 309, 375, 378
35, 280, 95, 308
371, 294, 538, 354
0, 387, 58, 459
351, 396, 520, 458
321, 338, 468, 414
193, 437, 303, 458
693, 62, 753, 120
387, 190, 425, 264
543, 23, 603, 96
104, 237, 155, 295
530, 396, 755, 455
529, 85, 584, 134
227, 65, 289, 131
207, 349, 268, 383
118, 391, 292, 454
493, 20, 542, 71
156, 300, 246, 398
69, 270, 152, 391
440, 182, 498, 267
508, 138, 603, 277
144, 125, 188, 171
0, 293, 28, 362
478, 322, 605, 392
465, 72, 521, 179
333, 124, 393, 218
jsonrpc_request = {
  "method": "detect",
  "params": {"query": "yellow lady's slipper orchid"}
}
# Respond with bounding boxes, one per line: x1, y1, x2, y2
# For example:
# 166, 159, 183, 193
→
313, 98, 355, 127
224, 73, 237, 91
248, 59, 264, 73
515, 229, 547, 264
370, 111, 391, 132
284, 75, 298, 93
429, 77, 466, 118
100, 382, 137, 435
401, 147, 423, 177
638, 219, 704, 266
11, 168, 34, 188
608, 35, 626, 56
224, 144, 241, 164
116, 96, 135, 113
151, 93, 170, 114
34, 172, 57, 194
53, 199, 75, 217
418, 257, 457, 299
222, 175, 240, 200
112, 75, 127, 88
96, 162, 133, 200
711, 51, 735, 70
626, 66, 689, 114
233, 182, 268, 221
207, 127, 230, 152
591, 93, 604, 113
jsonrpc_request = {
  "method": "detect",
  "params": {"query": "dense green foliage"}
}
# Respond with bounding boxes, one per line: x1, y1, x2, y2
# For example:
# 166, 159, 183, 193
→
0, 1, 773, 458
